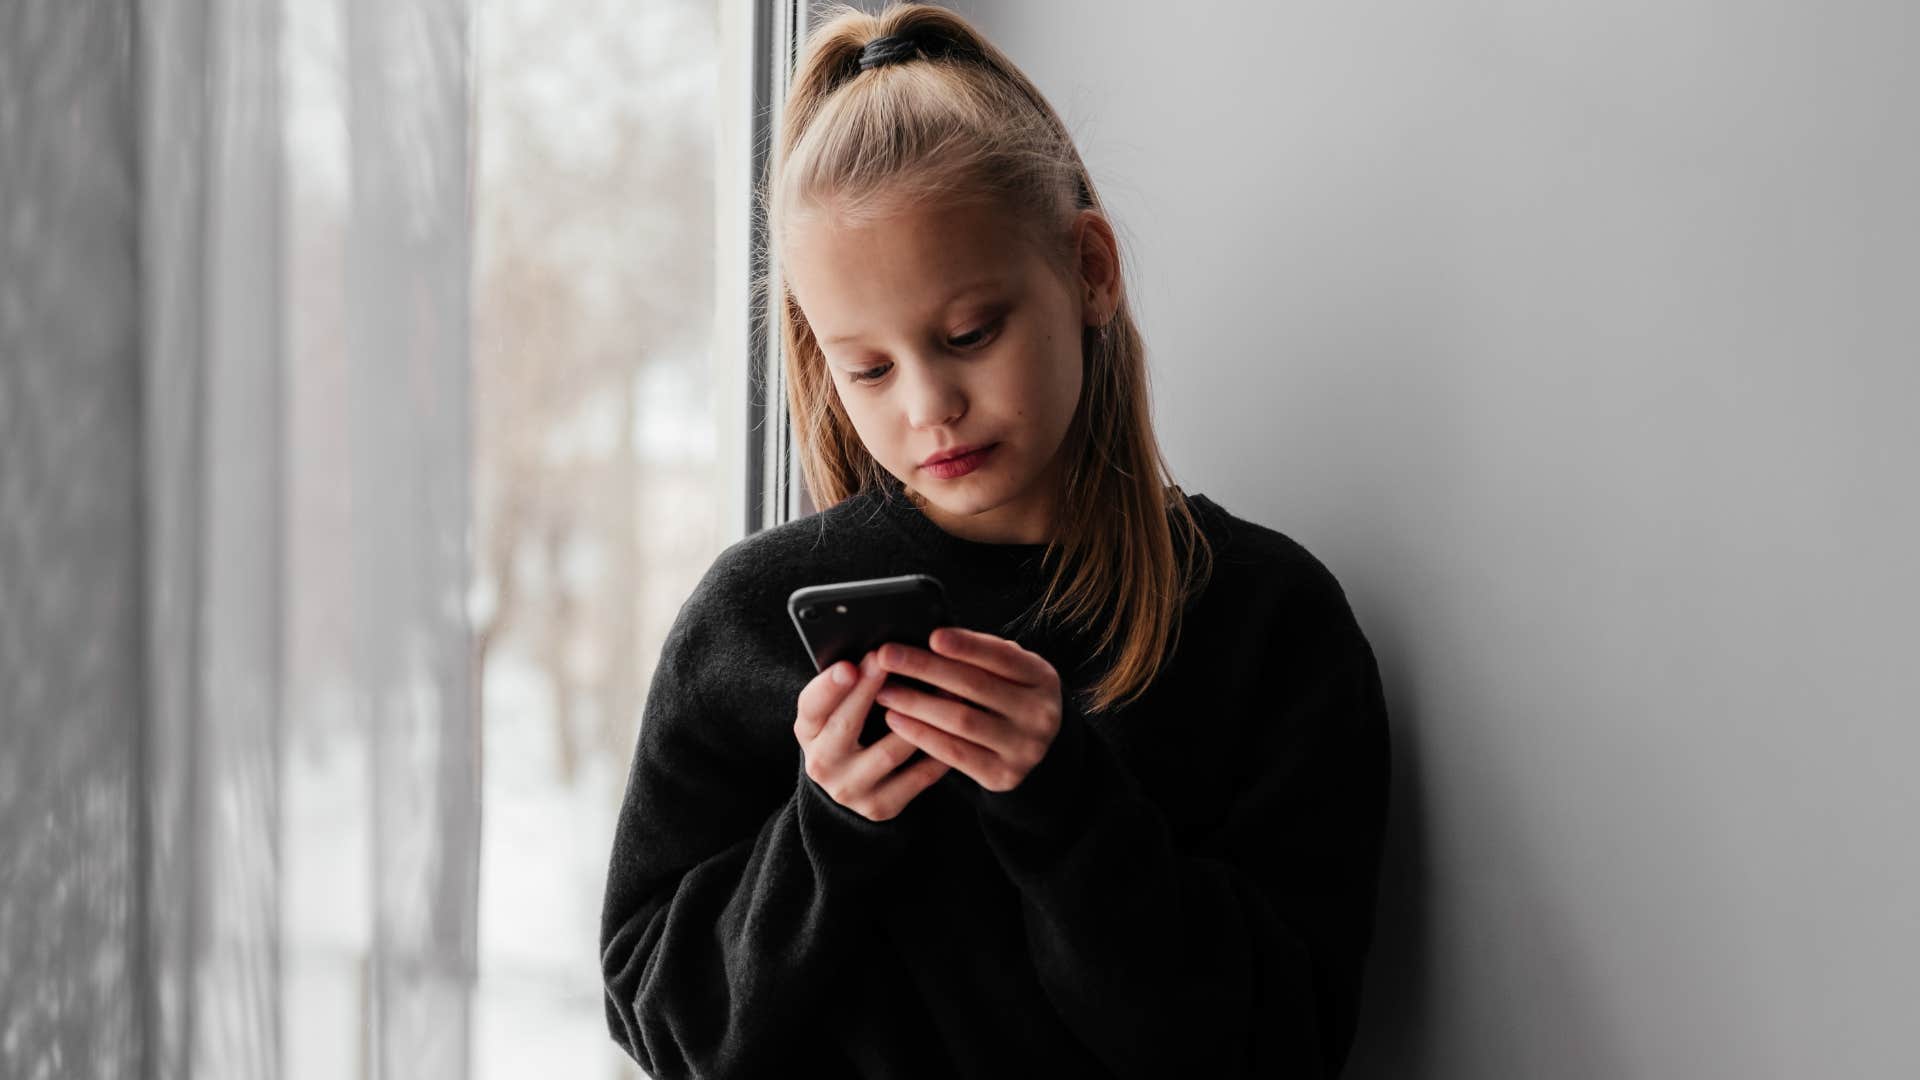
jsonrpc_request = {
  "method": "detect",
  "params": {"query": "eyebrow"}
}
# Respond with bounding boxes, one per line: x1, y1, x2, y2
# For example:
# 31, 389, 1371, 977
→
820, 279, 1004, 346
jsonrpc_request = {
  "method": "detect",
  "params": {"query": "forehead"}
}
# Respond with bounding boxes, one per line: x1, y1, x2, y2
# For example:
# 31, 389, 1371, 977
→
783, 199, 1047, 334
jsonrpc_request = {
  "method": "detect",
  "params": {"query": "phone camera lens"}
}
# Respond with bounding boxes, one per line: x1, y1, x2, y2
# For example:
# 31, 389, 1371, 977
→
799, 607, 819, 621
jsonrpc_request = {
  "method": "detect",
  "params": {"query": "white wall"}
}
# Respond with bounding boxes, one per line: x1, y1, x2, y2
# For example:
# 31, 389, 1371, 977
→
957, 1, 1920, 1075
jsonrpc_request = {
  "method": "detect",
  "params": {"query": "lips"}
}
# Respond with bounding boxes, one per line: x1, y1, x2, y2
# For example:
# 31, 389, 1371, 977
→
922, 442, 992, 467
921, 443, 997, 479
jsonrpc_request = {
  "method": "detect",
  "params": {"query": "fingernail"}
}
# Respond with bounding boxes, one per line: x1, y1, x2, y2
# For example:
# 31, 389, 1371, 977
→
862, 652, 880, 676
831, 663, 853, 687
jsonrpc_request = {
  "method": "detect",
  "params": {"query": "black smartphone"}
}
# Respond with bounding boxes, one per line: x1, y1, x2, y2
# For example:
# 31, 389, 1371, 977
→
788, 574, 951, 747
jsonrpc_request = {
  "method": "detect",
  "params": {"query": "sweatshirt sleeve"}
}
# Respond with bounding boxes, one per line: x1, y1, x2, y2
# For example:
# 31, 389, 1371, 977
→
598, 560, 921, 1079
968, 565, 1392, 1079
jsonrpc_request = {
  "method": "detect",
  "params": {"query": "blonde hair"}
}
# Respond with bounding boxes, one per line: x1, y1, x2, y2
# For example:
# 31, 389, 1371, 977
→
758, 1, 1213, 714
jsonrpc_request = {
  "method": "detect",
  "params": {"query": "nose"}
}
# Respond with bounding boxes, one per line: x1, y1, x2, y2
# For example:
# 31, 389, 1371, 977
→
899, 355, 966, 430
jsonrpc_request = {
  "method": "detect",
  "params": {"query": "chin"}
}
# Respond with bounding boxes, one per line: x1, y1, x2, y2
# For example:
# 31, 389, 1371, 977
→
909, 475, 996, 512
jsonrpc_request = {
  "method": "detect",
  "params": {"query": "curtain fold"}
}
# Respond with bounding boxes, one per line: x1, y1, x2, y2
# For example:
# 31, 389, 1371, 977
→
1, 2, 145, 1077
341, 0, 481, 1076
0, 0, 479, 1076
150, 0, 482, 1075
141, 0, 285, 1074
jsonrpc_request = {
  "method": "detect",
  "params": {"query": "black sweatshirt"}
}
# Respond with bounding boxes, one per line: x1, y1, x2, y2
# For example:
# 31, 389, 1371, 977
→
599, 471, 1391, 1079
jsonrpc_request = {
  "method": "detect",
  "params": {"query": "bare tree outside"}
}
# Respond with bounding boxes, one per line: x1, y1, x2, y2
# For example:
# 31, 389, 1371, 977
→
471, 0, 722, 1075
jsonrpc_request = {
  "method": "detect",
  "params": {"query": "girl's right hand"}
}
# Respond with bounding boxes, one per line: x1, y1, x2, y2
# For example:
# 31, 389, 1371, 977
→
795, 650, 952, 822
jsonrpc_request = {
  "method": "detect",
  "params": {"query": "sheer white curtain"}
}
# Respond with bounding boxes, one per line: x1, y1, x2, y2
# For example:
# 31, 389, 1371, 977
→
1, 0, 478, 1076
2, 3, 146, 1078
155, 0, 481, 1075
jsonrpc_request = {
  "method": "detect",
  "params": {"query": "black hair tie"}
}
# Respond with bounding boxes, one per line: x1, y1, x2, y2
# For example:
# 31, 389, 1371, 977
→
858, 33, 919, 72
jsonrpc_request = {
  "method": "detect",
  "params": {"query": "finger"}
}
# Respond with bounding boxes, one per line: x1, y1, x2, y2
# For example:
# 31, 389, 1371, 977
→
885, 708, 1010, 792
794, 658, 863, 743
843, 731, 940, 796
808, 734, 945, 821
866, 752, 952, 818
874, 680, 1002, 749
927, 626, 1051, 686
877, 642, 1026, 718
821, 651, 890, 748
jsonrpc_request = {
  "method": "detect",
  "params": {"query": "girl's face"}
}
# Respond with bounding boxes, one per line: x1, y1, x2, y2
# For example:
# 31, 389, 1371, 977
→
784, 198, 1111, 545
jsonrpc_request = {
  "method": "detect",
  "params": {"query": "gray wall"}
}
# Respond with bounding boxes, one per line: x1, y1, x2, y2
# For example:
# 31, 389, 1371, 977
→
956, 1, 1920, 1076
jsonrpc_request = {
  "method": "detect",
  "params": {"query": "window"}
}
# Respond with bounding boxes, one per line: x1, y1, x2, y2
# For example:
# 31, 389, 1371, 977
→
467, 1, 793, 1076
283, 1, 799, 1077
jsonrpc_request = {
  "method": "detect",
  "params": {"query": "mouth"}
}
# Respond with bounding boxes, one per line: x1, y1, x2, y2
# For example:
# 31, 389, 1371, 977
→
920, 443, 998, 478
921, 442, 993, 467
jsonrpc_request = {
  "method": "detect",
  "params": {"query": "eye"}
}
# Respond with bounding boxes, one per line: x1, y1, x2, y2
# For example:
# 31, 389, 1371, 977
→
949, 317, 1002, 350
844, 318, 1002, 385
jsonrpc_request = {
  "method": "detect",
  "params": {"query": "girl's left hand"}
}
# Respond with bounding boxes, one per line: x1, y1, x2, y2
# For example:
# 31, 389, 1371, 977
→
870, 626, 1063, 793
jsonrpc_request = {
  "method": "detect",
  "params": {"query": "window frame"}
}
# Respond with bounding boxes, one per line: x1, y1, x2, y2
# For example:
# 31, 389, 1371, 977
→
743, 0, 813, 534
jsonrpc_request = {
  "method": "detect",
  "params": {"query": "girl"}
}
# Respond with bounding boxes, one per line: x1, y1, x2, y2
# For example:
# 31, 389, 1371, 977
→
600, 4, 1391, 1077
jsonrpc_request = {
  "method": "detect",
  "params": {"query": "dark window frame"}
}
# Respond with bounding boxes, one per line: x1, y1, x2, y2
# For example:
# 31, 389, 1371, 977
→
746, 0, 815, 532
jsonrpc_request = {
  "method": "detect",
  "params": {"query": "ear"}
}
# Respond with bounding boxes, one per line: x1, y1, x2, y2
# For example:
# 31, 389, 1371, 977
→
1072, 209, 1121, 327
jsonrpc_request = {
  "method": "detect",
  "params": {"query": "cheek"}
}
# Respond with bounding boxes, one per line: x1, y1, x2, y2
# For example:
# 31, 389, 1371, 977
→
835, 394, 895, 450
830, 386, 866, 430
